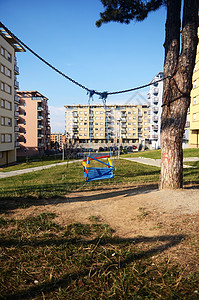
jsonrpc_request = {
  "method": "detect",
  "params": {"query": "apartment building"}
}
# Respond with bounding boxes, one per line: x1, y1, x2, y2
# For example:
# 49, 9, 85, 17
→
189, 27, 199, 148
17, 91, 51, 156
65, 104, 150, 148
51, 132, 66, 149
0, 26, 25, 166
147, 72, 164, 149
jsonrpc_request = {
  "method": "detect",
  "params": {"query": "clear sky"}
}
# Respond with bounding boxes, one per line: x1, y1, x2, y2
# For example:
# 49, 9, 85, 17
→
0, 0, 167, 132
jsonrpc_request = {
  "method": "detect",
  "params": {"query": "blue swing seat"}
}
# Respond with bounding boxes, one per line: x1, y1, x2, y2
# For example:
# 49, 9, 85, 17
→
83, 155, 114, 182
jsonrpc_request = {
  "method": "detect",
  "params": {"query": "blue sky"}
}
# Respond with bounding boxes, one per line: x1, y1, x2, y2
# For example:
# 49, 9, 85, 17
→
1, 0, 167, 132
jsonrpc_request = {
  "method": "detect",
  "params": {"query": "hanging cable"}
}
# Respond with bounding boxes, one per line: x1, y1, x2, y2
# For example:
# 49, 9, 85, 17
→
0, 21, 171, 96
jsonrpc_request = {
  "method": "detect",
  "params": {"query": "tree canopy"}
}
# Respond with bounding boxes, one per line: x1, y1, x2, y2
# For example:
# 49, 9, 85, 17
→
96, 0, 167, 27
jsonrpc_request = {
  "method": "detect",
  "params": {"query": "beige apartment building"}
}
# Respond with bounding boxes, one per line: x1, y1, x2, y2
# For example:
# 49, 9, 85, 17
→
51, 133, 66, 149
65, 104, 150, 148
17, 91, 51, 156
189, 27, 199, 148
0, 26, 25, 166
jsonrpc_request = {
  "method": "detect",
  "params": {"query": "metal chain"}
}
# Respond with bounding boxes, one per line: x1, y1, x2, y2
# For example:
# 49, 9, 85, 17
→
0, 21, 171, 97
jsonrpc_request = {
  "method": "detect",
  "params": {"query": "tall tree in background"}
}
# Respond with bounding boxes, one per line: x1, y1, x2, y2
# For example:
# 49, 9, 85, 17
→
97, 0, 198, 189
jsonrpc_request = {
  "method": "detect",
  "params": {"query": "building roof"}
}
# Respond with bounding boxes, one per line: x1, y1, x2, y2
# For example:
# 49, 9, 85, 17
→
17, 91, 48, 101
0, 25, 25, 52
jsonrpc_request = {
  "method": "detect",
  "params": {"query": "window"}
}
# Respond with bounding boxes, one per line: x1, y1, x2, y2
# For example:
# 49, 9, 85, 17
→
133, 128, 136, 131
128, 112, 131, 114
1, 64, 5, 74
79, 128, 83, 131
100, 122, 103, 125
7, 68, 11, 78
100, 128, 103, 131
95, 123, 98, 125
79, 111, 83, 114
1, 99, 5, 107
95, 117, 99, 120
7, 134, 12, 142
1, 134, 5, 143
8, 118, 12, 126
84, 117, 87, 121
193, 113, 196, 121
1, 82, 5, 91
193, 97, 197, 105
100, 117, 103, 120
1, 117, 5, 125
7, 101, 11, 110
100, 111, 103, 114
7, 52, 12, 62
95, 111, 99, 114
84, 112, 87, 115
1, 48, 5, 56
194, 81, 197, 88
6, 85, 11, 94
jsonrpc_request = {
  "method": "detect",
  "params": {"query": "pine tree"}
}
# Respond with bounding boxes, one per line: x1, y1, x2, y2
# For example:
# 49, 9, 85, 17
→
97, 0, 198, 189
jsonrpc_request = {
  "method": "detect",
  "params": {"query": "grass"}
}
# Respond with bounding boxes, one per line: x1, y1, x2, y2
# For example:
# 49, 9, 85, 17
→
0, 155, 199, 200
0, 213, 198, 299
0, 155, 67, 172
0, 159, 161, 200
122, 148, 199, 159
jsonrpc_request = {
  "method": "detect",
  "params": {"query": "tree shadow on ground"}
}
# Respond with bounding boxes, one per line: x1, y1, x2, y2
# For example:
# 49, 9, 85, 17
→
3, 233, 185, 300
0, 183, 158, 213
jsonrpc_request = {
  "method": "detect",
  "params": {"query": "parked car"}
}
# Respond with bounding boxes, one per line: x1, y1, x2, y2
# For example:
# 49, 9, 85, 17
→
99, 147, 104, 152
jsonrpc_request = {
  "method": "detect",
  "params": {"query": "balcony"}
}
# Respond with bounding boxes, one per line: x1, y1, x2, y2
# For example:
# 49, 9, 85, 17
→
14, 65, 19, 75
153, 97, 159, 103
38, 115, 43, 120
121, 118, 126, 122
152, 116, 158, 121
37, 106, 43, 111
38, 143, 44, 147
153, 107, 159, 113
152, 134, 158, 139
153, 88, 159, 94
15, 141, 20, 147
14, 80, 19, 89
14, 111, 19, 117
38, 124, 43, 129
14, 95, 19, 103
38, 134, 44, 138
185, 121, 190, 128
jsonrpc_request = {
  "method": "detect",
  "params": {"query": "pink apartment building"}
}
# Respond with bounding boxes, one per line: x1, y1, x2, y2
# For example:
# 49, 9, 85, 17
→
17, 91, 51, 156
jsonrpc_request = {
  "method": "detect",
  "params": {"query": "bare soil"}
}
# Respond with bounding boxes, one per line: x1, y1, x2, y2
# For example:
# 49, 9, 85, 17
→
4, 183, 199, 269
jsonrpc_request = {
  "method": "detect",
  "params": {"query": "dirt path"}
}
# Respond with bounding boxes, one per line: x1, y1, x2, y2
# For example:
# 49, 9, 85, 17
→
11, 183, 199, 239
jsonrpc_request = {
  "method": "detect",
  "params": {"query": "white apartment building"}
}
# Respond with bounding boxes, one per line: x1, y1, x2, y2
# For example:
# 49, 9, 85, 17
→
65, 104, 150, 148
0, 26, 25, 166
148, 72, 164, 149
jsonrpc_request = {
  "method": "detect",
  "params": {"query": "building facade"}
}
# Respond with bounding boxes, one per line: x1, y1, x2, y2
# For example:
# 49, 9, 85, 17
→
51, 132, 66, 150
189, 27, 199, 148
65, 104, 150, 148
17, 91, 51, 156
148, 72, 164, 149
0, 26, 25, 166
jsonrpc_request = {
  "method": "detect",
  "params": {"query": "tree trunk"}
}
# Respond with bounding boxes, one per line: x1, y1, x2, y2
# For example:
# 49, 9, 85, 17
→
159, 0, 198, 189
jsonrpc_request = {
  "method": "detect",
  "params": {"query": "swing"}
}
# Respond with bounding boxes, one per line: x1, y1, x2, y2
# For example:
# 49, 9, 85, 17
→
83, 155, 114, 182
82, 91, 115, 182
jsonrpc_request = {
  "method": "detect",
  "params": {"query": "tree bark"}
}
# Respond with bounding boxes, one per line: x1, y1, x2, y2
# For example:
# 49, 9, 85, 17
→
159, 0, 198, 189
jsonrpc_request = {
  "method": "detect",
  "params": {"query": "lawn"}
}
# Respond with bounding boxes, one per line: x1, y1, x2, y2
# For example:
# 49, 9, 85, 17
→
122, 148, 199, 159
0, 153, 199, 200
0, 159, 161, 200
0, 152, 199, 299
0, 213, 198, 299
